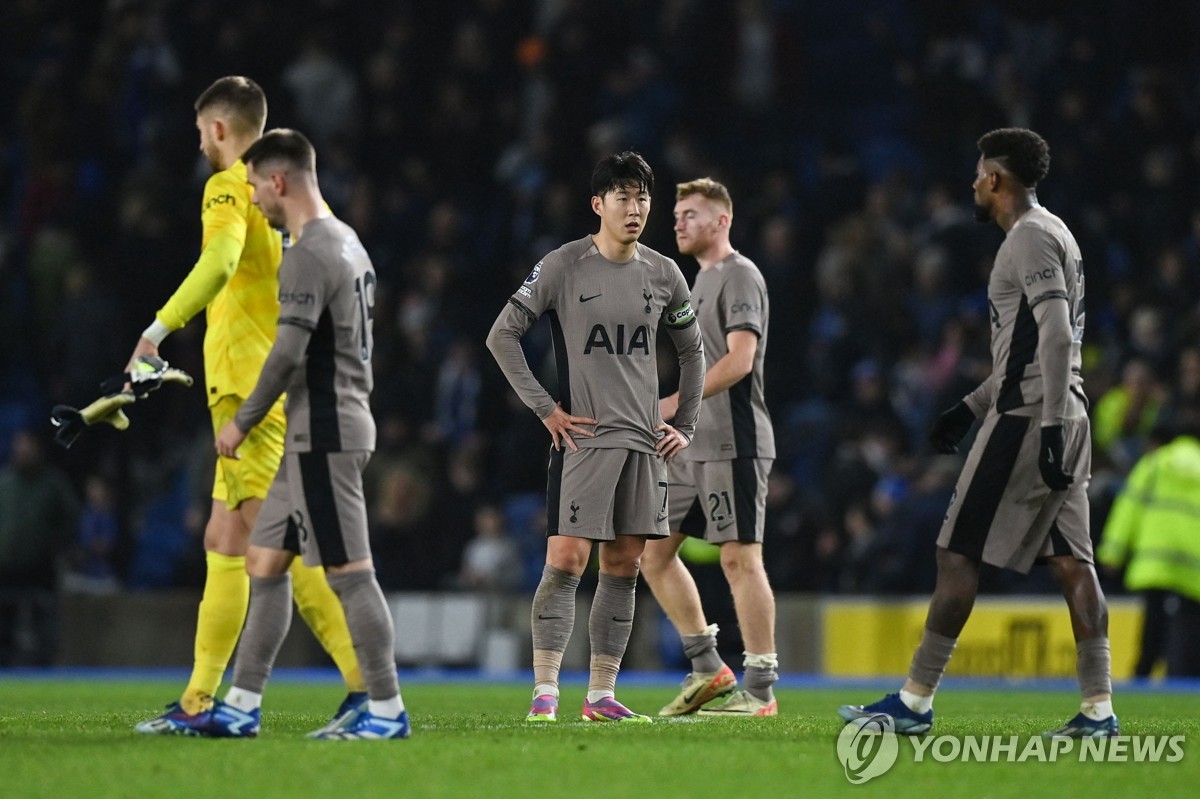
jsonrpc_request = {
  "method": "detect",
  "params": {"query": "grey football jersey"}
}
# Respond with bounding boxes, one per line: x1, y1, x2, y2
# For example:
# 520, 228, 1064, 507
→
488, 236, 703, 453
687, 252, 775, 461
275, 217, 377, 452
977, 206, 1086, 418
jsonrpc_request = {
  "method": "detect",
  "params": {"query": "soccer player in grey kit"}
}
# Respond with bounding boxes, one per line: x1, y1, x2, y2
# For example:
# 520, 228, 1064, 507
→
642, 178, 779, 718
487, 151, 705, 722
173, 128, 409, 739
839, 128, 1117, 738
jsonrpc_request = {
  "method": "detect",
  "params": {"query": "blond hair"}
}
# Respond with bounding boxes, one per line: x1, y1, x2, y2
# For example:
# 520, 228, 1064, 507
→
675, 177, 732, 218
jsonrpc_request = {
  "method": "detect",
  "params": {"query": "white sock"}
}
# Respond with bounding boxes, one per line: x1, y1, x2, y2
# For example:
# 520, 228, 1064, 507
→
743, 651, 779, 669
224, 687, 262, 712
1081, 699, 1113, 721
586, 689, 614, 703
369, 695, 404, 719
533, 683, 559, 699
899, 688, 933, 714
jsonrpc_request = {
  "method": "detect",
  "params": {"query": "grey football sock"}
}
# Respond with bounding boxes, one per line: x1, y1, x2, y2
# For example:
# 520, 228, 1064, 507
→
531, 565, 580, 688
743, 652, 778, 702
232, 572, 293, 695
589, 573, 636, 657
681, 628, 724, 674
908, 628, 957, 690
744, 667, 777, 702
1077, 637, 1112, 699
587, 573, 636, 694
327, 569, 399, 701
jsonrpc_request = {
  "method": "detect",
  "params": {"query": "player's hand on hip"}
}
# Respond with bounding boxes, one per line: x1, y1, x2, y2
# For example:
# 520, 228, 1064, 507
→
929, 400, 976, 454
542, 402, 597, 452
655, 422, 689, 461
1038, 424, 1074, 490
215, 421, 247, 459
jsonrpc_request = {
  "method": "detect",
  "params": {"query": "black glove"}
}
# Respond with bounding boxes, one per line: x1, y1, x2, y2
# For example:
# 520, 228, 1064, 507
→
1038, 424, 1074, 490
928, 401, 976, 454
50, 392, 135, 449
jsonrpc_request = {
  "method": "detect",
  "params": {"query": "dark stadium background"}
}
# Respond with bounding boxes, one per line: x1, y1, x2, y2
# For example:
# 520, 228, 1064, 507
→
2, 1, 1198, 666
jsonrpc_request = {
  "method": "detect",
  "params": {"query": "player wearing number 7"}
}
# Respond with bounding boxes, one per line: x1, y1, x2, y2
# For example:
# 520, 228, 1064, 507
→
132, 77, 364, 735
487, 151, 704, 723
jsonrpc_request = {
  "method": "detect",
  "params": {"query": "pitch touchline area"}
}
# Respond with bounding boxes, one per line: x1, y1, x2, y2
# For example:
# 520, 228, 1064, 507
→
4, 666, 1200, 694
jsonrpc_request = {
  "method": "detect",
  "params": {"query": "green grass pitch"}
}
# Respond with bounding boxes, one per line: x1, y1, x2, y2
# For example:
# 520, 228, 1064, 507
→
2, 675, 1198, 798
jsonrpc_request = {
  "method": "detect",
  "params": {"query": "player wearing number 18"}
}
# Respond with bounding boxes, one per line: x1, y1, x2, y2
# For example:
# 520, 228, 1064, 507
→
192, 128, 407, 739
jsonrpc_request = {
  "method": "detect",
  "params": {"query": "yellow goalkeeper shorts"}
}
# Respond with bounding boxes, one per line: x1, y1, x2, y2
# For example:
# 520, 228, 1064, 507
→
210, 394, 286, 509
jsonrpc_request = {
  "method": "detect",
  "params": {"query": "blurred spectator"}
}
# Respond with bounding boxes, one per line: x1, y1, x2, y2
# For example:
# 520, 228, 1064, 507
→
370, 460, 436, 590
1093, 357, 1163, 470
1159, 347, 1200, 429
433, 339, 483, 446
454, 504, 520, 591
61, 474, 121, 595
281, 29, 359, 148
0, 429, 79, 665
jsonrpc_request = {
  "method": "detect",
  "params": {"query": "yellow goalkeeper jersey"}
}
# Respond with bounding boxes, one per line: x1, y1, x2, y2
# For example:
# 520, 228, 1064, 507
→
155, 159, 282, 405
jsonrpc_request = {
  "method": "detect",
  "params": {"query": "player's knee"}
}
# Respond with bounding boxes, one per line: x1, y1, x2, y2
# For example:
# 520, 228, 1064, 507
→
597, 547, 642, 577
719, 542, 762, 579
203, 524, 249, 556
202, 502, 252, 554
600, 554, 641, 577
245, 545, 293, 578
640, 546, 673, 577
546, 551, 588, 575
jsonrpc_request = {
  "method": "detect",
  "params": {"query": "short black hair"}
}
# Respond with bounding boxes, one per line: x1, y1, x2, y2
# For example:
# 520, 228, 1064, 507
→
241, 128, 316, 175
977, 128, 1051, 188
591, 150, 654, 198
194, 76, 267, 136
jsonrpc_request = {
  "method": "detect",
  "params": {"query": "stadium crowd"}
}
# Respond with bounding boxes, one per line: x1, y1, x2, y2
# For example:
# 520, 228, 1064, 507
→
2, 0, 1199, 628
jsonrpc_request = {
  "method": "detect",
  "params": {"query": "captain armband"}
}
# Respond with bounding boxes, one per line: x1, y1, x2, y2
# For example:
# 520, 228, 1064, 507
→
664, 299, 696, 329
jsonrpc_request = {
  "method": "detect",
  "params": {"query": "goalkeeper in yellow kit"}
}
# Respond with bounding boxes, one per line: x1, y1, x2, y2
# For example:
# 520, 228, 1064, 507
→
132, 77, 365, 734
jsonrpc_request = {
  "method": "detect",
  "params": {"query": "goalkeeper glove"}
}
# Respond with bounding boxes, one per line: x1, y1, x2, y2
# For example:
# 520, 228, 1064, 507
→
51, 392, 136, 448
50, 357, 193, 448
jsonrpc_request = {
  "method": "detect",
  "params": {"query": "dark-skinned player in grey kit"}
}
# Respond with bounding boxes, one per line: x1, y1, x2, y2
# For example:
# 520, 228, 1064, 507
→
839, 128, 1117, 738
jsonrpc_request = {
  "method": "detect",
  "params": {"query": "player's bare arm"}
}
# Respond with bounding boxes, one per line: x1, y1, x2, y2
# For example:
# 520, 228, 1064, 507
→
659, 394, 680, 423
660, 329, 757, 421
